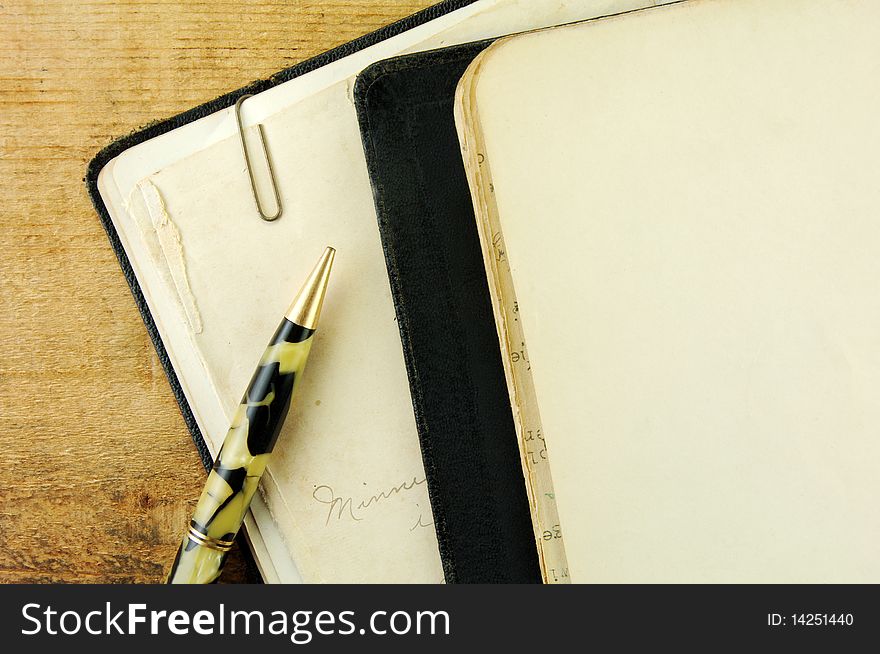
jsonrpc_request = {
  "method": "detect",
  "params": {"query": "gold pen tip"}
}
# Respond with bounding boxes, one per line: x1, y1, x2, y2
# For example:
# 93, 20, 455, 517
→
285, 246, 336, 329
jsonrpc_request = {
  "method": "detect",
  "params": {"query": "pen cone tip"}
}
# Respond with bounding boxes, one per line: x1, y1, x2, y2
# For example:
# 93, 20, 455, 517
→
285, 246, 335, 329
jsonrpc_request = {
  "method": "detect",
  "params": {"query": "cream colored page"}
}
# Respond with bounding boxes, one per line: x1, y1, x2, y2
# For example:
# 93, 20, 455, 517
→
104, 0, 667, 583
456, 62, 570, 583
408, 0, 669, 52
452, 0, 675, 590
470, 0, 880, 582
133, 82, 441, 583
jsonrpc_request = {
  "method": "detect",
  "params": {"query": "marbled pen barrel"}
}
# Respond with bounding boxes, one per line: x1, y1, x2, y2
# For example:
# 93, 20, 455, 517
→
167, 319, 314, 584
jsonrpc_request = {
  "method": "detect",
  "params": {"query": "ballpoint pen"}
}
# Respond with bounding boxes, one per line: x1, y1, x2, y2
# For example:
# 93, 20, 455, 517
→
167, 246, 335, 584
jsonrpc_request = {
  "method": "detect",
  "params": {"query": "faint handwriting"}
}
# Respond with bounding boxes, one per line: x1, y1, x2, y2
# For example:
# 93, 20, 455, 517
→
313, 477, 427, 526
492, 232, 506, 263
410, 513, 434, 532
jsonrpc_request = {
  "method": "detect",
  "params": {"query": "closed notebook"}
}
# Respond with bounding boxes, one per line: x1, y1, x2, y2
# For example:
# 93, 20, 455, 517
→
86, 0, 664, 583
455, 0, 880, 582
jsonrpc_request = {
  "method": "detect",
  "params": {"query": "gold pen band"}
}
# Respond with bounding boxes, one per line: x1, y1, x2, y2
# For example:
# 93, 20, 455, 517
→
186, 524, 235, 553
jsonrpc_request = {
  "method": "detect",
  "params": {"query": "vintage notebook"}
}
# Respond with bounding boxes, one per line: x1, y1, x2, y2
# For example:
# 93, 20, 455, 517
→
455, 0, 880, 582
86, 0, 665, 583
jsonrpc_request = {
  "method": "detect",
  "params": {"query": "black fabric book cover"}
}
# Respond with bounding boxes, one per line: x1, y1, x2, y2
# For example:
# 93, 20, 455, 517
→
355, 43, 542, 583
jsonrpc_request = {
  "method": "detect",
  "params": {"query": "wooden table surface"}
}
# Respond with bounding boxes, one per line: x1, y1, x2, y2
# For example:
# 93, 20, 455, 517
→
0, 0, 433, 583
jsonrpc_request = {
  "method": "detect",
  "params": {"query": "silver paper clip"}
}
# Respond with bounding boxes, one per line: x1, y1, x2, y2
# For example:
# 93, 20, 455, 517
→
235, 94, 282, 222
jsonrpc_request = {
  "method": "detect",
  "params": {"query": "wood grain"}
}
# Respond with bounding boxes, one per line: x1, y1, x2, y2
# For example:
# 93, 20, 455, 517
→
0, 0, 434, 583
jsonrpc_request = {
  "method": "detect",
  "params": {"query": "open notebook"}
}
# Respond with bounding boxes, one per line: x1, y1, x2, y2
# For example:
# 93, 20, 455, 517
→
455, 0, 880, 582
87, 0, 674, 583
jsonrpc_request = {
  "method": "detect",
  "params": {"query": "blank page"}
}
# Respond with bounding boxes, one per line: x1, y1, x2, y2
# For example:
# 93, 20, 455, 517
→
464, 0, 880, 582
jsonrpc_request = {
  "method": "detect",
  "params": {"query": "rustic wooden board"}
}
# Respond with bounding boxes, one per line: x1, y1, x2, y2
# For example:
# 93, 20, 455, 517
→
0, 0, 434, 583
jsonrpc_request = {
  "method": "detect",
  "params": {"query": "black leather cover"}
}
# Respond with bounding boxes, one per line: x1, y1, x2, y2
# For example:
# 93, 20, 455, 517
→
355, 43, 542, 583
84, 0, 481, 584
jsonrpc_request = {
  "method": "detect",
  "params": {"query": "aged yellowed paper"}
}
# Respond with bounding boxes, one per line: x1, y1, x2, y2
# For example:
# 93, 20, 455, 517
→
457, 0, 880, 582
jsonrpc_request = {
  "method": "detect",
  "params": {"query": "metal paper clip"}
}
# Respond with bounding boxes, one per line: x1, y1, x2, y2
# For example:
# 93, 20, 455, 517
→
235, 94, 282, 222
